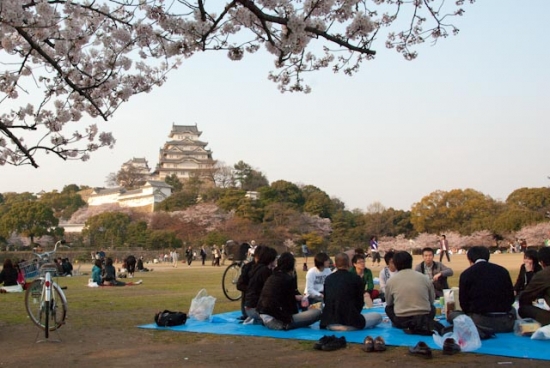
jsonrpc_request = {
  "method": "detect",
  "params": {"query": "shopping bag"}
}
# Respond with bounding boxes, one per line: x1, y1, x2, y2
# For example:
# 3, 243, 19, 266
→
188, 289, 216, 321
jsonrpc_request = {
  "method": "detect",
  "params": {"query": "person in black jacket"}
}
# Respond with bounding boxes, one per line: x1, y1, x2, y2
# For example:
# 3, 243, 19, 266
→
449, 246, 516, 332
518, 247, 550, 326
244, 247, 277, 324
320, 253, 382, 331
257, 252, 321, 330
514, 249, 542, 296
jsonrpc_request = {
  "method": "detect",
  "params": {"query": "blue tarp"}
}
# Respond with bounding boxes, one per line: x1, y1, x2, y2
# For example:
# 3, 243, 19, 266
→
138, 309, 549, 361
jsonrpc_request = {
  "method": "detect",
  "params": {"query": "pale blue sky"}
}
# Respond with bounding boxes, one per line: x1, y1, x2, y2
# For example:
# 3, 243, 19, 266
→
2, 0, 549, 211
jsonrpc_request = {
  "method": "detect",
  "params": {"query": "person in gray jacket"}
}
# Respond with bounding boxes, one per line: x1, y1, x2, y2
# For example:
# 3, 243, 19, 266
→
415, 247, 454, 298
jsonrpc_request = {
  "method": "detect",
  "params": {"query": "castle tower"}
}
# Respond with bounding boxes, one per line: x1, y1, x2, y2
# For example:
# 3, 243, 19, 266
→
156, 123, 216, 183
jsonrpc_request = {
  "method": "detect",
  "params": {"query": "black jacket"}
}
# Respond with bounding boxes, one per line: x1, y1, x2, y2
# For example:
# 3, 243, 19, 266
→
244, 264, 272, 308
320, 269, 366, 329
257, 271, 300, 324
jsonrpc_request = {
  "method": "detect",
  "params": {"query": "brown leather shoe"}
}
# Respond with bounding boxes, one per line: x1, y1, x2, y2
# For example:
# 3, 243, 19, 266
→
408, 341, 432, 358
362, 336, 374, 352
443, 338, 461, 355
374, 336, 386, 352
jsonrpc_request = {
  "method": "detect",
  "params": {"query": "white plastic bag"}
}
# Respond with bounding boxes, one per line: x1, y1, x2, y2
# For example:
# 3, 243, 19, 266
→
531, 324, 550, 340
433, 315, 481, 352
188, 289, 216, 321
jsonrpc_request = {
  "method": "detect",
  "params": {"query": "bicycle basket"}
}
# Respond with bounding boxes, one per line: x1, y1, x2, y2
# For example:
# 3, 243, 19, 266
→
19, 260, 40, 280
39, 263, 59, 277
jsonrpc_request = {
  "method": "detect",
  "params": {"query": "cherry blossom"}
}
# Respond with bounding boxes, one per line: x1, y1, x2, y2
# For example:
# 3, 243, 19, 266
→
0, 0, 472, 167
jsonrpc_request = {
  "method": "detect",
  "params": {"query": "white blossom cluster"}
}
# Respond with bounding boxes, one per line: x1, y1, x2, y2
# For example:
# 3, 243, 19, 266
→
0, 0, 471, 167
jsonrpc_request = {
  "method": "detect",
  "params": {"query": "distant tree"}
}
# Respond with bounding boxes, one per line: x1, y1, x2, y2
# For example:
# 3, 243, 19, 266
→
147, 230, 183, 250
61, 184, 81, 194
106, 165, 147, 189
411, 189, 499, 235
233, 161, 269, 191
506, 187, 550, 216
216, 189, 247, 212
125, 221, 149, 248
82, 212, 132, 248
157, 190, 197, 212
38, 190, 86, 220
260, 180, 304, 209
164, 174, 183, 193
301, 185, 334, 218
0, 201, 60, 243
213, 161, 236, 189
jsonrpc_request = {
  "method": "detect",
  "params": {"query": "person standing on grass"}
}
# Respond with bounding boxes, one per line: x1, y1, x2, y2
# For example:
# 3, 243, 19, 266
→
200, 245, 207, 266
439, 234, 451, 262
185, 246, 193, 267
172, 249, 179, 268
369, 236, 381, 267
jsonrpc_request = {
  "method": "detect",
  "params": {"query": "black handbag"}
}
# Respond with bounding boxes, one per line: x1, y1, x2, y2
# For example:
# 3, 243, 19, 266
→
155, 310, 187, 327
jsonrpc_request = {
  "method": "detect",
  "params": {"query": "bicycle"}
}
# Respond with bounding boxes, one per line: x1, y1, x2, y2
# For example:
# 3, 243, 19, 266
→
222, 259, 246, 301
20, 240, 69, 340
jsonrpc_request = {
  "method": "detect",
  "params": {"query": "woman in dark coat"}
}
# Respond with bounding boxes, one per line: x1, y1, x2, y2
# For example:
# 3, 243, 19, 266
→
514, 249, 542, 296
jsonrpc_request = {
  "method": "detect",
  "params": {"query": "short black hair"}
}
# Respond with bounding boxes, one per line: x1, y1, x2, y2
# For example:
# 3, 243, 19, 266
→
467, 246, 490, 263
276, 252, 295, 272
421, 247, 435, 255
538, 247, 550, 266
383, 251, 395, 265
351, 253, 366, 265
314, 252, 330, 269
393, 251, 413, 271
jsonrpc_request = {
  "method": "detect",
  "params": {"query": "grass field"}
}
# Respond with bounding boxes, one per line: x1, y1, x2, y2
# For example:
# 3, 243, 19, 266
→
0, 252, 537, 367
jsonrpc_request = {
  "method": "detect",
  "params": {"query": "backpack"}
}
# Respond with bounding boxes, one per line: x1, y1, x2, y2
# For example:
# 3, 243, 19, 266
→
154, 310, 187, 327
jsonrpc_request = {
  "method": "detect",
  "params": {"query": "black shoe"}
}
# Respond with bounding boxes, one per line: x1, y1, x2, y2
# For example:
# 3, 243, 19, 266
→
442, 338, 461, 355
409, 341, 432, 358
314, 335, 335, 350
362, 336, 374, 352
321, 336, 347, 351
373, 336, 386, 352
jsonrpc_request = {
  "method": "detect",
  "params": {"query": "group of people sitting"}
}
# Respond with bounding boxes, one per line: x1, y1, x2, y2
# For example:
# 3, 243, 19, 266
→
91, 256, 142, 286
235, 243, 550, 338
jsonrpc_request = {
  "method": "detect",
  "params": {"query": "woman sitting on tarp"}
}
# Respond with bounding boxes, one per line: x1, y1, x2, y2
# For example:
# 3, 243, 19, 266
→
257, 252, 321, 330
0, 259, 23, 293
102, 258, 142, 286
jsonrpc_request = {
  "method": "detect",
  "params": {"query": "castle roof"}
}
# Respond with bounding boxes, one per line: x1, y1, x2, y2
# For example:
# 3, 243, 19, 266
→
169, 123, 201, 137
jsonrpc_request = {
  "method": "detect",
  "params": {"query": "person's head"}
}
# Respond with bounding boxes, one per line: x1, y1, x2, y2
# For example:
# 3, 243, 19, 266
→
441, 234, 446, 240
275, 252, 295, 273
421, 247, 435, 266
393, 251, 413, 271
257, 246, 277, 267
3, 259, 14, 269
538, 247, 550, 268
94, 259, 103, 268
106, 258, 114, 266
523, 249, 539, 267
334, 252, 350, 270
354, 248, 365, 255
314, 252, 331, 270
253, 245, 266, 262
352, 253, 366, 271
466, 246, 490, 264
384, 251, 396, 272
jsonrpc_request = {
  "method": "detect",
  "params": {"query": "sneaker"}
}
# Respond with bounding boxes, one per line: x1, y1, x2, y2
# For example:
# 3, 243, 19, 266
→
314, 335, 335, 350
321, 336, 347, 351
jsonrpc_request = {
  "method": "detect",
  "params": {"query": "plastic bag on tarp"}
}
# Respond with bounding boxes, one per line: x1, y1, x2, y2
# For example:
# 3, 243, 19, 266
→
188, 289, 216, 321
531, 324, 550, 340
433, 315, 481, 352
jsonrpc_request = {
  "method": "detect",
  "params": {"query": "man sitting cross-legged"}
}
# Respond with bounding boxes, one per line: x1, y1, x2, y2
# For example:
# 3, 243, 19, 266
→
449, 246, 516, 333
518, 247, 550, 326
385, 251, 437, 333
414, 247, 454, 298
320, 253, 383, 331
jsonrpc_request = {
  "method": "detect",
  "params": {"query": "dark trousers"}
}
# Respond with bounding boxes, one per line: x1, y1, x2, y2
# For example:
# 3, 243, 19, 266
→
518, 305, 550, 327
385, 304, 436, 329
439, 250, 450, 262
448, 308, 516, 333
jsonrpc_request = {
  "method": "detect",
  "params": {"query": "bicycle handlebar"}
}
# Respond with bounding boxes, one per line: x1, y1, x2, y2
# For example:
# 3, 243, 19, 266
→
32, 240, 70, 262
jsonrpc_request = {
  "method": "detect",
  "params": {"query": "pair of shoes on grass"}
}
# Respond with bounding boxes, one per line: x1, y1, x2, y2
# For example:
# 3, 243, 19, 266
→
409, 338, 460, 359
313, 335, 347, 351
362, 336, 386, 352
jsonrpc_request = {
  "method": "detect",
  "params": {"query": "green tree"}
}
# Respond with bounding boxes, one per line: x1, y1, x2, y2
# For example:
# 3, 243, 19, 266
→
506, 187, 550, 216
233, 161, 269, 191
0, 201, 60, 243
147, 230, 183, 250
165, 174, 183, 192
126, 221, 149, 248
157, 190, 197, 211
216, 189, 247, 212
82, 212, 132, 248
302, 185, 334, 218
411, 189, 499, 235
259, 180, 304, 209
39, 190, 86, 220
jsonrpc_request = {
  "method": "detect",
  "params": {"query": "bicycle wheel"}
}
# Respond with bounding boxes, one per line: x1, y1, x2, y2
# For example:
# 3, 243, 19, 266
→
25, 279, 68, 332
222, 263, 242, 301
